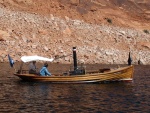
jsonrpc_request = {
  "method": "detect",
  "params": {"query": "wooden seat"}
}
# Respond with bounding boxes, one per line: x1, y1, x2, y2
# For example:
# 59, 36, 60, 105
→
99, 68, 111, 73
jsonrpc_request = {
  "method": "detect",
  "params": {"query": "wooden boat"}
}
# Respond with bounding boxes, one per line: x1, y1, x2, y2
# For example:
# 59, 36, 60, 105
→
14, 65, 134, 83
12, 47, 134, 83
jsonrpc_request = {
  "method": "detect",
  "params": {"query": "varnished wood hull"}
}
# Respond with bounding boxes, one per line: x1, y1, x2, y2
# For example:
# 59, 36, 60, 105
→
14, 65, 134, 83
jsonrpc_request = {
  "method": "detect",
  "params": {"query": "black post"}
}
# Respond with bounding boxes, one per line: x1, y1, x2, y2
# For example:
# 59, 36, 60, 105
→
73, 47, 77, 70
128, 52, 132, 65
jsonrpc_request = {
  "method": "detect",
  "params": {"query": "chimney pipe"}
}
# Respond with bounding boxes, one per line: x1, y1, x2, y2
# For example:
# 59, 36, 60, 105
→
73, 47, 77, 70
128, 52, 132, 65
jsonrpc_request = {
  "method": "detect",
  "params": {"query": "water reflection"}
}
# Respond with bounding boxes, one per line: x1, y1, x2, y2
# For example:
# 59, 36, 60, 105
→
0, 65, 150, 112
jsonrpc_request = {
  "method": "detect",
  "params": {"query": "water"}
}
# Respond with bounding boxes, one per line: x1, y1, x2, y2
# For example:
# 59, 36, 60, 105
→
0, 64, 150, 113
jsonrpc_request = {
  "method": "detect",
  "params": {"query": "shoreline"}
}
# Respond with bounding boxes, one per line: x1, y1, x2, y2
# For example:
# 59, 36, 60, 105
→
1, 62, 150, 76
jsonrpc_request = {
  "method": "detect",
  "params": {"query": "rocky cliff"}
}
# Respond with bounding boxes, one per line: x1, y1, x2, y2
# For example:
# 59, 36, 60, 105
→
0, 0, 150, 64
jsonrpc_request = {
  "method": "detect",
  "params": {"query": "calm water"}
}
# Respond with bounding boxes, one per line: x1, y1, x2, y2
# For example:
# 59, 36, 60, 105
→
0, 64, 150, 113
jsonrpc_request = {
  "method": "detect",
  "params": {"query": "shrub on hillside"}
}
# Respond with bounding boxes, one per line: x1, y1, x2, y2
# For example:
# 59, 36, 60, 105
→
107, 18, 112, 24
143, 29, 149, 34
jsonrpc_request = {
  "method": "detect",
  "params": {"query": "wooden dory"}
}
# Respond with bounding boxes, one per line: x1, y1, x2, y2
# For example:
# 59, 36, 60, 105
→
14, 65, 134, 83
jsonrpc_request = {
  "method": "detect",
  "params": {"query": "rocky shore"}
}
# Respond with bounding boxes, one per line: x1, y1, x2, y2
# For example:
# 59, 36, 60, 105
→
0, 7, 150, 64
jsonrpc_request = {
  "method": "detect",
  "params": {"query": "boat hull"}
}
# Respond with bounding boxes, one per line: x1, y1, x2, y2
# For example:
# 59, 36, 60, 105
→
14, 65, 134, 83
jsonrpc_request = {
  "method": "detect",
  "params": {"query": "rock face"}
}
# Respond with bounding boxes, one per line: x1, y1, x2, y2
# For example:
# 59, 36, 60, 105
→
0, 0, 150, 64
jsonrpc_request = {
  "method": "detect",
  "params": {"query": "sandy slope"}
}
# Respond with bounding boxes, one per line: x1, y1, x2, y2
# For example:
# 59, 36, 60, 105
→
0, 0, 149, 64
1, 0, 150, 30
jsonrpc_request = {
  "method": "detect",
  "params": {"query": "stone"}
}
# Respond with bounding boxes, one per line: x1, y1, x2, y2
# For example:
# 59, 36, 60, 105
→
44, 46, 49, 51
63, 27, 72, 36
38, 29, 48, 35
0, 37, 5, 41
70, 0, 79, 5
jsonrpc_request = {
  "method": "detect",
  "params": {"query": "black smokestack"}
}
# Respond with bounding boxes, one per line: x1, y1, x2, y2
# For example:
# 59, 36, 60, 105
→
128, 52, 132, 65
73, 47, 77, 70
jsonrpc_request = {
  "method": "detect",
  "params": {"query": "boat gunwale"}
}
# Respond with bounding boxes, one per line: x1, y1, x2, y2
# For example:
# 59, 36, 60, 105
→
14, 65, 133, 78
